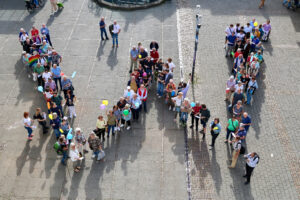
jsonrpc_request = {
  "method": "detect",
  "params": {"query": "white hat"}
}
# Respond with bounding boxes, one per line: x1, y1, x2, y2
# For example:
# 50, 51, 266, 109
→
75, 127, 81, 132
127, 86, 131, 89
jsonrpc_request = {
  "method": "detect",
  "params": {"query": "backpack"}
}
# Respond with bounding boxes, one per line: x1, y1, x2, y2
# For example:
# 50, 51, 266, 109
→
109, 24, 114, 36
253, 154, 260, 164
240, 146, 245, 154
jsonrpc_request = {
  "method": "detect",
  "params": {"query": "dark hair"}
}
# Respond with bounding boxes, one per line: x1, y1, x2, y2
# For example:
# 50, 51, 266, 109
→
201, 104, 206, 109
24, 112, 29, 118
214, 118, 220, 123
236, 136, 241, 140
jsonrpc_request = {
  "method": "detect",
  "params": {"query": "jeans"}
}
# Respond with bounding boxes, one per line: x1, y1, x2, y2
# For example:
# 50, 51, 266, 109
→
180, 112, 188, 123
61, 151, 67, 164
39, 121, 48, 133
53, 77, 62, 91
112, 33, 118, 46
93, 150, 100, 158
157, 82, 164, 96
57, 105, 64, 118
100, 28, 108, 40
46, 34, 52, 46
191, 114, 199, 129
246, 89, 253, 104
245, 164, 254, 182
25, 126, 33, 137
226, 128, 234, 140
132, 108, 140, 120
37, 76, 44, 87
54, 129, 60, 139
141, 101, 147, 112
107, 125, 115, 136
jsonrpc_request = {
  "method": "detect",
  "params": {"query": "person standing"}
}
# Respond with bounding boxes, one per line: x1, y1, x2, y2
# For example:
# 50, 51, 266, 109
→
65, 90, 76, 119
180, 98, 192, 127
242, 112, 252, 132
51, 64, 62, 91
24, 112, 34, 140
172, 92, 184, 122
69, 143, 83, 173
34, 63, 45, 87
131, 94, 141, 121
228, 136, 242, 168
209, 118, 221, 149
225, 115, 239, 143
99, 17, 109, 41
200, 104, 210, 138
50, 0, 58, 15
121, 104, 132, 130
59, 135, 68, 165
74, 128, 88, 157
51, 112, 61, 140
51, 92, 64, 117
129, 46, 139, 73
259, 0, 265, 8
40, 24, 52, 46
190, 102, 201, 131
61, 76, 74, 98
95, 115, 106, 141
137, 84, 148, 112
88, 132, 103, 161
246, 77, 258, 105
225, 76, 236, 102
112, 21, 121, 48
106, 110, 117, 137
243, 152, 260, 184
33, 108, 48, 134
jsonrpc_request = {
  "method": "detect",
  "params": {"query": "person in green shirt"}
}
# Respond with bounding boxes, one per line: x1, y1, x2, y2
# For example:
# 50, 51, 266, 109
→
225, 115, 239, 143
34, 63, 45, 87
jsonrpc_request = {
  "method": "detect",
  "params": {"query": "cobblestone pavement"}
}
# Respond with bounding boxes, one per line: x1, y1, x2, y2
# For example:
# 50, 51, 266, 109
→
0, 0, 188, 199
177, 0, 300, 199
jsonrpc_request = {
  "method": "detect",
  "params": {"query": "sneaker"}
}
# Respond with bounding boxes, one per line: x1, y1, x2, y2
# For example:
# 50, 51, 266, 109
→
120, 124, 124, 128
173, 107, 175, 111
31, 134, 34, 137
127, 126, 131, 130
117, 127, 120, 131
158, 96, 161, 98
173, 119, 177, 122
83, 149, 89, 153
169, 106, 171, 111
28, 74, 31, 78
92, 154, 96, 158
27, 137, 32, 140
190, 125, 194, 129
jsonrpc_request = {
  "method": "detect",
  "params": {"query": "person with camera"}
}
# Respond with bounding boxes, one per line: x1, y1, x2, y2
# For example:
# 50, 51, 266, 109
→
243, 152, 260, 184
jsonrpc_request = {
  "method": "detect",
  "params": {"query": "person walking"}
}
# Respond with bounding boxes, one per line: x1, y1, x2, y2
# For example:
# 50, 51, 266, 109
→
121, 104, 132, 130
129, 46, 139, 73
200, 104, 210, 138
137, 84, 148, 112
69, 143, 83, 173
33, 108, 48, 134
40, 24, 52, 46
243, 152, 260, 184
190, 102, 201, 131
228, 136, 242, 168
209, 118, 221, 149
111, 21, 121, 48
99, 17, 109, 41
23, 112, 34, 140
131, 94, 141, 121
50, 0, 58, 15
95, 115, 106, 141
74, 128, 88, 157
88, 132, 104, 161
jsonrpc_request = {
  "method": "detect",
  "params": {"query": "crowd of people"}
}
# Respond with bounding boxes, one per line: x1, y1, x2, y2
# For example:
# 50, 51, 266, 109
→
222, 18, 269, 184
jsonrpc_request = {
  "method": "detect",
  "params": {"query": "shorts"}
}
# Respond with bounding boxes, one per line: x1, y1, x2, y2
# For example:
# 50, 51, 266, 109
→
201, 120, 207, 128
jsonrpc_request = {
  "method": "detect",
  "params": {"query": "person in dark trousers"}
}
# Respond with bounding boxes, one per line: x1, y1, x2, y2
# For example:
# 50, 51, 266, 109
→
209, 118, 221, 149
33, 108, 48, 134
40, 24, 52, 47
99, 17, 109, 40
200, 104, 210, 139
243, 152, 260, 184
190, 102, 201, 131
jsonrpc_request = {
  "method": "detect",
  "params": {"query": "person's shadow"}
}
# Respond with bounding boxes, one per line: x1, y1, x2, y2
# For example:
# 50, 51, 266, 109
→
96, 40, 106, 61
106, 47, 118, 70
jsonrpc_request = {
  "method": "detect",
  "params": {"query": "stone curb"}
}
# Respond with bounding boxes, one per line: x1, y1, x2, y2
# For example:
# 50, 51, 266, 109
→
95, 0, 167, 10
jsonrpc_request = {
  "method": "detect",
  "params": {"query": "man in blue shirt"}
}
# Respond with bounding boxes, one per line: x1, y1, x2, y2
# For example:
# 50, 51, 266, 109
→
40, 24, 52, 47
241, 112, 251, 132
236, 124, 247, 144
226, 32, 236, 57
99, 17, 109, 41
130, 46, 139, 73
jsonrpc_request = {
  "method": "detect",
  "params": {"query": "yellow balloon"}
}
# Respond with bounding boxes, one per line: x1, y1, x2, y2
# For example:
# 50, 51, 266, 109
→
48, 114, 53, 120
213, 127, 219, 130
138, 55, 142, 59
254, 22, 258, 27
102, 100, 108, 106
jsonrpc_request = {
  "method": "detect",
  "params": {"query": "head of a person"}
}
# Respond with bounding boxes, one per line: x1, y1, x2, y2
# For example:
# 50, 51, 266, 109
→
52, 102, 57, 108
230, 24, 233, 28
101, 17, 104, 21
131, 76, 135, 81
236, 136, 241, 141
32, 26, 36, 30
62, 118, 67, 124
214, 118, 220, 124
70, 143, 76, 150
52, 49, 57, 55
236, 23, 240, 27
169, 79, 173, 84
202, 104, 206, 109
35, 108, 41, 114
232, 115, 236, 119
53, 63, 57, 69
247, 23, 250, 27
63, 76, 67, 81
98, 115, 103, 120
196, 101, 200, 106
184, 98, 190, 104
75, 127, 81, 135
243, 112, 248, 118
42, 40, 46, 45
251, 77, 256, 81
36, 63, 41, 68
231, 31, 235, 36
24, 112, 29, 118
238, 81, 242, 85
237, 100, 242, 106
53, 112, 57, 119
113, 21, 117, 25
140, 84, 145, 89
108, 110, 113, 115
178, 92, 183, 97
238, 54, 243, 59
20, 28, 25, 33
90, 132, 96, 139
237, 88, 242, 94
113, 105, 118, 111
132, 46, 136, 50
140, 47, 144, 52
251, 152, 257, 157
152, 48, 156, 52
133, 94, 137, 99
267, 19, 270, 24
167, 58, 172, 63
42, 24, 46, 28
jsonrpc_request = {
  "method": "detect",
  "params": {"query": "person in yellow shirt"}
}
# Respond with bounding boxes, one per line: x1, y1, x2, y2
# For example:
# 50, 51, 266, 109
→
94, 115, 106, 142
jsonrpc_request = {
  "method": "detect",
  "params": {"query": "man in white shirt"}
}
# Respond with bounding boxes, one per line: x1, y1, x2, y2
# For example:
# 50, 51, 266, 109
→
244, 23, 253, 34
123, 86, 134, 101
243, 152, 259, 184
42, 69, 52, 83
224, 24, 235, 47
112, 21, 121, 48
167, 58, 176, 72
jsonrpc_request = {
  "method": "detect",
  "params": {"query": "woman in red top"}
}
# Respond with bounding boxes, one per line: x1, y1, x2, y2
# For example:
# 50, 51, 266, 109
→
190, 102, 202, 131
150, 48, 159, 64
31, 26, 39, 40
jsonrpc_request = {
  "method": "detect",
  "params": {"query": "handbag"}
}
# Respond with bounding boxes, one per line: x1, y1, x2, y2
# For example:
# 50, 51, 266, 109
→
98, 150, 105, 160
